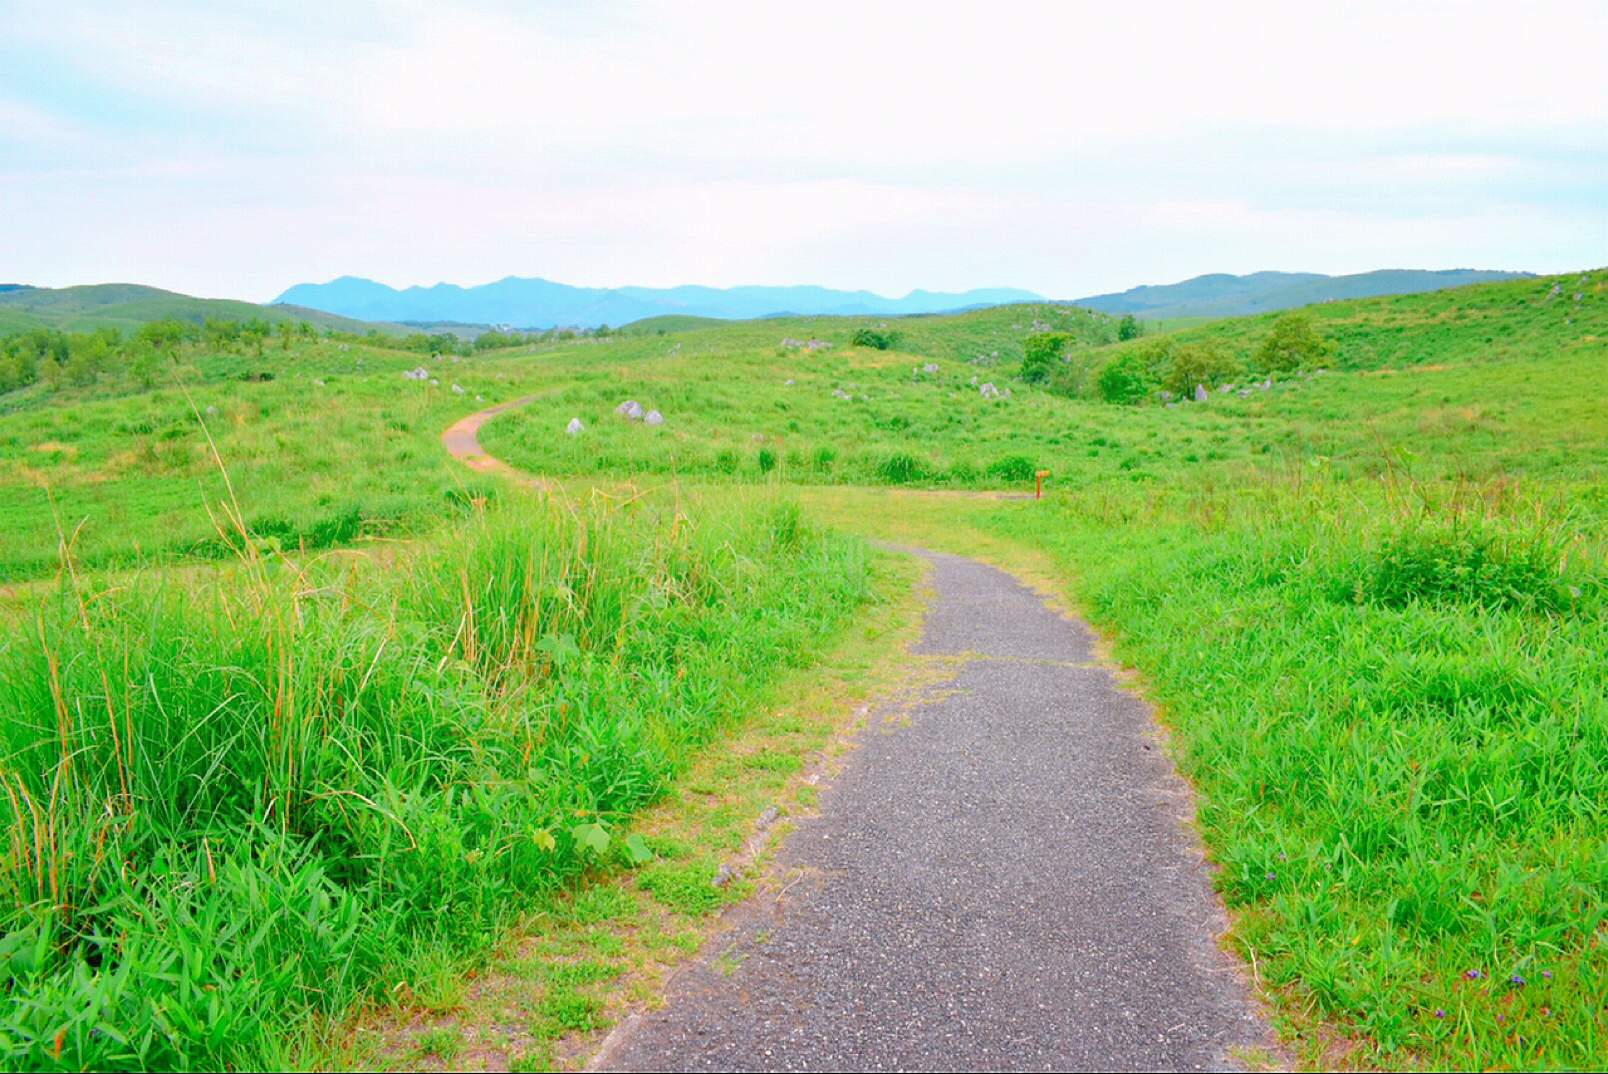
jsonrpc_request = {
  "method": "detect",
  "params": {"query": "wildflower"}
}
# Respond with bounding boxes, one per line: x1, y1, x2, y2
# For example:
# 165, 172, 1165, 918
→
1265, 872, 1276, 881
1542, 971, 1553, 980
1466, 969, 1482, 980
1434, 1009, 1446, 1019
1510, 974, 1526, 987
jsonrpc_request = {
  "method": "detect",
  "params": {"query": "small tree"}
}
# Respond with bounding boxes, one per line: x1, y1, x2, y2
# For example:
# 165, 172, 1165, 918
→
1158, 341, 1234, 398
1254, 311, 1334, 372
1020, 332, 1071, 384
1116, 314, 1143, 341
1095, 352, 1152, 404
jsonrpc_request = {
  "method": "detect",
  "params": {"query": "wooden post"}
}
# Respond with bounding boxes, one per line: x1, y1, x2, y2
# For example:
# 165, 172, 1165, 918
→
1036, 470, 1050, 500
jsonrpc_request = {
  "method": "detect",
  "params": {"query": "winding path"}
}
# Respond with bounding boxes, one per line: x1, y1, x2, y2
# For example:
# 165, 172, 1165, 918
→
443, 404, 1274, 1071
440, 393, 552, 483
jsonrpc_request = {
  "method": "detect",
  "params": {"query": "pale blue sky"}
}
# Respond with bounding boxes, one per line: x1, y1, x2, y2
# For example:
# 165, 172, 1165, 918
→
2, 0, 1603, 301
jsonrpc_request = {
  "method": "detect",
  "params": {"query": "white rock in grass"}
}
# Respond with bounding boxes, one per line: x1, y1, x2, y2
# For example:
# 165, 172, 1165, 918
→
566, 418, 585, 436
430, 378, 440, 386
451, 383, 465, 394
645, 409, 664, 424
1194, 384, 1209, 403
403, 367, 429, 381
923, 363, 939, 374
832, 389, 850, 399
616, 400, 644, 420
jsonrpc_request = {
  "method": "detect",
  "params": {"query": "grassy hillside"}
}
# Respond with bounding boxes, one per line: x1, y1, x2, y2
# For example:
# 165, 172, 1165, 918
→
0, 284, 409, 336
0, 269, 1604, 1069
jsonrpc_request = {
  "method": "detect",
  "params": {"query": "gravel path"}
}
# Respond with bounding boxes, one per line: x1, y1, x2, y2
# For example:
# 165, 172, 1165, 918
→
593, 551, 1271, 1072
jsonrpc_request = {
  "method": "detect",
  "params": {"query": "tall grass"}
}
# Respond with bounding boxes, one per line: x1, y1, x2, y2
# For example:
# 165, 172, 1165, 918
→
0, 491, 868, 1070
991, 472, 1608, 1067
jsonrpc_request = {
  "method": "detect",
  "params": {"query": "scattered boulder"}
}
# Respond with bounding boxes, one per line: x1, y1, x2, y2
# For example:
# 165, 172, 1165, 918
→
616, 400, 644, 420
645, 409, 665, 425
1194, 384, 1209, 403
403, 367, 429, 381
1159, 390, 1174, 402
784, 378, 794, 386
923, 363, 939, 374
451, 383, 465, 394
566, 418, 584, 436
1550, 283, 1563, 297
979, 382, 1002, 399
832, 389, 851, 400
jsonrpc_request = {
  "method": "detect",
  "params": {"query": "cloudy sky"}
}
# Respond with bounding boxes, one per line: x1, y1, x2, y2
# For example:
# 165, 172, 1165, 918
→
2, 0, 1603, 302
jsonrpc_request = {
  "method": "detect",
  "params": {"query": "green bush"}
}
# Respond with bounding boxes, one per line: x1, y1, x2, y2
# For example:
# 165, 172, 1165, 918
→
1158, 341, 1234, 398
1254, 311, 1334, 373
1020, 332, 1072, 385
850, 328, 899, 351
1095, 353, 1153, 404
1342, 523, 1573, 613
875, 452, 926, 484
987, 454, 1037, 483
757, 447, 777, 473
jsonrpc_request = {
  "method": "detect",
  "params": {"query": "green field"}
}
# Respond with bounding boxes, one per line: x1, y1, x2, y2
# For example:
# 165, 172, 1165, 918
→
1, 270, 1605, 1069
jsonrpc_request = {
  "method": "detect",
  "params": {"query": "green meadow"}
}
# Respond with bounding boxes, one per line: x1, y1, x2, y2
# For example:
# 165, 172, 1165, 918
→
1, 269, 1605, 1069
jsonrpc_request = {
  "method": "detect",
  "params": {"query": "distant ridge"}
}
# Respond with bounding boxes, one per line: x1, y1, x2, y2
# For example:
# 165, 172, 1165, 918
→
1074, 268, 1532, 321
271, 276, 1048, 328
0, 283, 413, 336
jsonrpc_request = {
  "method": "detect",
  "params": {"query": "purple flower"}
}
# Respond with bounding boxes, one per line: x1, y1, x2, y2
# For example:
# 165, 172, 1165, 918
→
1434, 1009, 1446, 1019
1466, 969, 1482, 980
1265, 872, 1276, 881
1510, 974, 1526, 987
1542, 971, 1553, 980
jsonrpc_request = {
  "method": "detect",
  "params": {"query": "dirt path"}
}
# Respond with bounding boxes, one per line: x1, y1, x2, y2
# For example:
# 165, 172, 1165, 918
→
441, 394, 553, 484
591, 551, 1273, 1072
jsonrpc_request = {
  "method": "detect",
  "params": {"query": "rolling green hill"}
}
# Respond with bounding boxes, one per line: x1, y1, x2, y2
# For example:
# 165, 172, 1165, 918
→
0, 283, 411, 336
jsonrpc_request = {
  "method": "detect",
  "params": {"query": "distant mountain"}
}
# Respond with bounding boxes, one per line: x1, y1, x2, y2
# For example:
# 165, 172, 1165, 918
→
1074, 269, 1532, 321
271, 276, 1047, 328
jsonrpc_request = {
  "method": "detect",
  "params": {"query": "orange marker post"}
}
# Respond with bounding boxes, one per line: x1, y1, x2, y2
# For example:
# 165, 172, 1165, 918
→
1036, 469, 1050, 499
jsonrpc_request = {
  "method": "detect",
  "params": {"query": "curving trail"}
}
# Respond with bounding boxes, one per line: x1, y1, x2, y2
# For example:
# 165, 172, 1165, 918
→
440, 393, 553, 484
442, 405, 1274, 1071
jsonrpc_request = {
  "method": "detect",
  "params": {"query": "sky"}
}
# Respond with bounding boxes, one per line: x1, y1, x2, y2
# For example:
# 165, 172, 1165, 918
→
1, 0, 1604, 302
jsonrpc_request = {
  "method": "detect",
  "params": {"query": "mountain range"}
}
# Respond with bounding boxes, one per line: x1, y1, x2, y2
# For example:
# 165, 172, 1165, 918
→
270, 277, 1045, 328
271, 269, 1533, 329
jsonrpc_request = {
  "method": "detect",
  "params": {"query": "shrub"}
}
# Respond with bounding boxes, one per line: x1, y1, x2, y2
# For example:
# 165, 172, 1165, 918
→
1254, 311, 1334, 372
987, 454, 1036, 483
1020, 332, 1072, 384
757, 447, 777, 474
850, 328, 899, 350
812, 446, 836, 473
1095, 353, 1153, 404
1341, 523, 1571, 613
1158, 341, 1234, 398
1116, 314, 1143, 341
875, 452, 926, 484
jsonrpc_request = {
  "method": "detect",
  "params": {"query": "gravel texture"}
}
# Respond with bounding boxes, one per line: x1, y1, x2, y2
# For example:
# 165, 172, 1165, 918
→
594, 552, 1271, 1072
